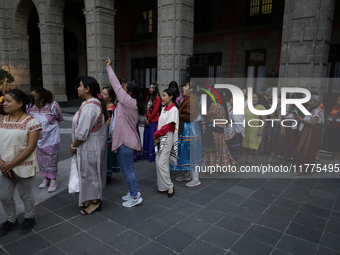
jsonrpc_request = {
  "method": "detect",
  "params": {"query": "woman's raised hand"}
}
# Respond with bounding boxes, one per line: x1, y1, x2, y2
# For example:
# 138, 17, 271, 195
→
106, 57, 112, 67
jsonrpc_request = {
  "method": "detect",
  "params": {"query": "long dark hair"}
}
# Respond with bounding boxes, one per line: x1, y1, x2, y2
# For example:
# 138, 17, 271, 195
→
126, 81, 145, 116
163, 89, 179, 109
6, 89, 33, 113
81, 77, 109, 121
103, 86, 116, 104
168, 81, 180, 99
147, 84, 160, 103
31, 86, 54, 106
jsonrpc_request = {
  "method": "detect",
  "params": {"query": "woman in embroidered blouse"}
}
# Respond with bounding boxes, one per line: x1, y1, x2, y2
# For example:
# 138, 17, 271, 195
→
154, 89, 179, 197
102, 86, 120, 183
322, 96, 340, 162
71, 77, 108, 214
143, 84, 161, 162
106, 57, 145, 208
293, 95, 324, 175
0, 89, 41, 236
29, 87, 63, 193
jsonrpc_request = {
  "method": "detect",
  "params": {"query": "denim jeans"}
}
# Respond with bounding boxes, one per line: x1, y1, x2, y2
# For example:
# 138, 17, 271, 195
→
117, 144, 139, 198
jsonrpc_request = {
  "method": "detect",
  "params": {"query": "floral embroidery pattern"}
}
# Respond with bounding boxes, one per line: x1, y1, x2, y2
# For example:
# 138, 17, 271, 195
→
0, 116, 41, 131
77, 100, 103, 133
17, 161, 33, 166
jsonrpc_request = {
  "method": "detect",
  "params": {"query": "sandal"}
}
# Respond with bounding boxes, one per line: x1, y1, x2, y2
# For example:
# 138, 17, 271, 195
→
80, 201, 91, 209
80, 200, 102, 215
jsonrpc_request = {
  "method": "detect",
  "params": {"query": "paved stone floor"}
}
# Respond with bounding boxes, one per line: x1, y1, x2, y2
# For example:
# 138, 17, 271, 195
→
1, 160, 340, 255
1, 117, 340, 254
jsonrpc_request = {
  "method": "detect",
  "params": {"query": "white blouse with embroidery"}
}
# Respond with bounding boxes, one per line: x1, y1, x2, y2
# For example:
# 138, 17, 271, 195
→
0, 115, 42, 178
305, 107, 324, 125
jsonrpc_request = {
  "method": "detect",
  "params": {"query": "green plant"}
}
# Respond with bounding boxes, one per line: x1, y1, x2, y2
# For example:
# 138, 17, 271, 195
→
0, 69, 15, 93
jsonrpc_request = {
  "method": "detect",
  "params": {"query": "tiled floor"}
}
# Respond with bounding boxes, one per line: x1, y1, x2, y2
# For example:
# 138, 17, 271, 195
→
1, 159, 340, 255
1, 118, 340, 254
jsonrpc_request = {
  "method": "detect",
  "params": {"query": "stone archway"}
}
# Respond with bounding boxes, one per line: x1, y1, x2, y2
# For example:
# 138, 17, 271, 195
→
63, 0, 87, 99
11, 0, 41, 92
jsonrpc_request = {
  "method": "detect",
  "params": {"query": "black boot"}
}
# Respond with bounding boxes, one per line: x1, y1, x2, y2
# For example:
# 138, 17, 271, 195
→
0, 220, 20, 236
20, 217, 35, 234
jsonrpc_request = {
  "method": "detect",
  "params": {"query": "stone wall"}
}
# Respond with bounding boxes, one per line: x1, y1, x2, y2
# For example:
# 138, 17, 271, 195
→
157, 0, 194, 90
84, 0, 115, 88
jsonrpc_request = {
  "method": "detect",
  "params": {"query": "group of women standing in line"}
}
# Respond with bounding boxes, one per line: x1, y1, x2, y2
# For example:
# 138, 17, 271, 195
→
239, 90, 340, 175
1, 60, 339, 235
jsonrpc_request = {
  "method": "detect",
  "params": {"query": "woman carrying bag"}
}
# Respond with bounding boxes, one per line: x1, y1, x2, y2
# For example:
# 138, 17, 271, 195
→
71, 77, 108, 215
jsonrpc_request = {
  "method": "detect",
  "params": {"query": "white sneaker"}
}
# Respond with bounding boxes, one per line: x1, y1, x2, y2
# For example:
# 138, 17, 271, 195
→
175, 174, 191, 182
122, 196, 143, 208
185, 179, 201, 187
48, 180, 58, 193
39, 178, 49, 189
122, 192, 141, 201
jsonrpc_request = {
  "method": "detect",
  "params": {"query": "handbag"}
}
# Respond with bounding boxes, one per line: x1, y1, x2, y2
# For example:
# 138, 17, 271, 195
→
68, 155, 79, 194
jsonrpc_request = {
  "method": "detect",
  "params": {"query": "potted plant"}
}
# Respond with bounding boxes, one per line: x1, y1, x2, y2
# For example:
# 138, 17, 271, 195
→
0, 69, 15, 94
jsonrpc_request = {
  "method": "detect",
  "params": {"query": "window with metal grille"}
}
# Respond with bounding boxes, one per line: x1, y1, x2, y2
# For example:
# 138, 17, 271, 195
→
249, 0, 272, 16
248, 0, 272, 25
142, 10, 153, 33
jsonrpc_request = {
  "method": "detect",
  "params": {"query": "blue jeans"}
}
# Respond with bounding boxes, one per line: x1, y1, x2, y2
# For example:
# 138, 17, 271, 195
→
117, 144, 139, 198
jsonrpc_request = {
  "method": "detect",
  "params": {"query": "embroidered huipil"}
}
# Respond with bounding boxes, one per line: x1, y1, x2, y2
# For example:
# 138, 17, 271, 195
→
28, 102, 63, 179
0, 115, 42, 178
72, 98, 107, 206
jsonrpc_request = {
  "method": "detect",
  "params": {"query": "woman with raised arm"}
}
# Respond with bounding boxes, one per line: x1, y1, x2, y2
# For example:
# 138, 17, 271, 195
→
0, 89, 41, 236
29, 87, 63, 192
71, 77, 108, 215
106, 57, 145, 208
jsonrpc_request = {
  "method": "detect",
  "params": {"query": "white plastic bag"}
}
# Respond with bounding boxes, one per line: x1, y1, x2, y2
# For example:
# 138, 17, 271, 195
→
68, 155, 79, 194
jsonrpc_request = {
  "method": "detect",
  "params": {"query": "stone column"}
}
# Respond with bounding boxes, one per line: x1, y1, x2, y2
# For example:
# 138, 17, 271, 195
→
0, 1, 9, 80
40, 21, 67, 102
157, 0, 194, 91
85, 1, 115, 87
7, 33, 31, 92
279, 0, 334, 93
